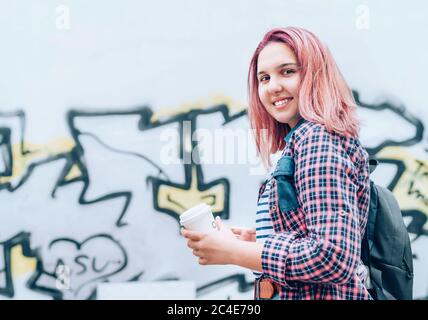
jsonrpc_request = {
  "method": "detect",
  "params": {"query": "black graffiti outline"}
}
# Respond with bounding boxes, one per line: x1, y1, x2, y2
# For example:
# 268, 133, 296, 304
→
0, 152, 76, 196
196, 273, 254, 299
47, 233, 128, 297
0, 232, 62, 299
354, 90, 428, 240
0, 110, 68, 192
374, 158, 407, 191
0, 127, 13, 176
353, 90, 424, 156
403, 210, 428, 240
1, 105, 243, 228
0, 104, 243, 299
408, 160, 428, 207
66, 104, 244, 229
0, 110, 29, 165
63, 107, 178, 227
0, 111, 79, 204
147, 104, 247, 228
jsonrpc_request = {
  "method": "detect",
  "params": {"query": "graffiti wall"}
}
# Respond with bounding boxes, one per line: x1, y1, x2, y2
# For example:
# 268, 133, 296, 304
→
0, 0, 427, 299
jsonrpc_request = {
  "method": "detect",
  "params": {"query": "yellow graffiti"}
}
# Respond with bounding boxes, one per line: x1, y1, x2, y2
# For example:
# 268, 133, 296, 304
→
0, 138, 79, 184
158, 166, 225, 215
10, 245, 37, 278
376, 146, 428, 229
152, 94, 246, 122
65, 164, 82, 181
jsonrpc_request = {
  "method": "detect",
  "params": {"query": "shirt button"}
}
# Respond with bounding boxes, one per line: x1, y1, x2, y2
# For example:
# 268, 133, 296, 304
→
271, 205, 277, 211
339, 210, 348, 216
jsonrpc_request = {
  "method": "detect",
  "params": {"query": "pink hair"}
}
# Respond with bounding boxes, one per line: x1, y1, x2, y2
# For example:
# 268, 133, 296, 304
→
248, 27, 360, 167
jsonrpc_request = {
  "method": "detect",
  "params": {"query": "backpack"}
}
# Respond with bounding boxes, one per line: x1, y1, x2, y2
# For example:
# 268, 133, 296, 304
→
361, 159, 414, 300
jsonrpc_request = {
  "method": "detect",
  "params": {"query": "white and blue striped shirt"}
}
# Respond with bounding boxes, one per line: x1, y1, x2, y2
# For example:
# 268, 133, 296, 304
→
255, 179, 274, 241
254, 174, 275, 277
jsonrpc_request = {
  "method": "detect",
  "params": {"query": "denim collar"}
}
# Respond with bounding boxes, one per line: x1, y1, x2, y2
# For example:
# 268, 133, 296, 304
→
284, 118, 306, 143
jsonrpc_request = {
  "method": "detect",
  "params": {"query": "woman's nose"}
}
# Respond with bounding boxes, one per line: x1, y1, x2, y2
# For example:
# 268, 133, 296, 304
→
267, 78, 283, 94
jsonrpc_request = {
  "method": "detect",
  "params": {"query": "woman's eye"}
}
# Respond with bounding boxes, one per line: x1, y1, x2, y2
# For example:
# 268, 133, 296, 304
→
259, 75, 269, 82
282, 69, 296, 76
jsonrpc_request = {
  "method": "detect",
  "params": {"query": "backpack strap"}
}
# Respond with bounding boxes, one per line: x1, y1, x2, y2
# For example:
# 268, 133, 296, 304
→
366, 158, 379, 251
361, 181, 380, 299
369, 158, 379, 174
367, 181, 378, 251
361, 180, 378, 265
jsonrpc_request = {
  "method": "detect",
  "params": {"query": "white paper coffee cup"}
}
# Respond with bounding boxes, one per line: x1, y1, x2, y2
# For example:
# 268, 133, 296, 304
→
180, 203, 218, 233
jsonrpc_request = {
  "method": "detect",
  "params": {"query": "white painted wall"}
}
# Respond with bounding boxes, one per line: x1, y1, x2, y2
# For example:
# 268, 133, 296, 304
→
0, 0, 426, 299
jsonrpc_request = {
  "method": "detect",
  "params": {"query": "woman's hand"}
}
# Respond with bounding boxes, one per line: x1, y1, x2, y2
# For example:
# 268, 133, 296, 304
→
231, 227, 256, 242
181, 217, 241, 265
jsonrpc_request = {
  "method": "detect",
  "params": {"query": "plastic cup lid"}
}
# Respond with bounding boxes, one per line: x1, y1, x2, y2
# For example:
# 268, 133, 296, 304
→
180, 203, 211, 224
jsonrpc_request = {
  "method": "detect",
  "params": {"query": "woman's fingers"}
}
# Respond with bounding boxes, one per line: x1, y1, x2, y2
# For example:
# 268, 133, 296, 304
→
231, 227, 255, 234
230, 227, 256, 241
181, 228, 210, 262
231, 227, 242, 235
187, 239, 199, 250
215, 216, 224, 230
242, 228, 256, 235
181, 229, 204, 241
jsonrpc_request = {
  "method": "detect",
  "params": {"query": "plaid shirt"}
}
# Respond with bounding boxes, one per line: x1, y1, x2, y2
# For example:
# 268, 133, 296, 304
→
258, 119, 371, 300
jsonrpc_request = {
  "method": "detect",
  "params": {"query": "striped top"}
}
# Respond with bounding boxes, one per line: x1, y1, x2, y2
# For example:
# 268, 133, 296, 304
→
255, 177, 274, 242
254, 173, 275, 277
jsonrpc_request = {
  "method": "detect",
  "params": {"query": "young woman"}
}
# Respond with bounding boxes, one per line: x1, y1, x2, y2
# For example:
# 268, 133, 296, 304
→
181, 27, 371, 300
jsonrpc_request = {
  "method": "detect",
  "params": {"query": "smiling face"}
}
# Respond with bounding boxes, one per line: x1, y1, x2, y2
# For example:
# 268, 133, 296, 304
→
257, 42, 302, 128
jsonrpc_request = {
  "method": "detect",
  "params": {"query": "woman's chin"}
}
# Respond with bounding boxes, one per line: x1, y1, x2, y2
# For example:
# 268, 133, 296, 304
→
274, 115, 292, 125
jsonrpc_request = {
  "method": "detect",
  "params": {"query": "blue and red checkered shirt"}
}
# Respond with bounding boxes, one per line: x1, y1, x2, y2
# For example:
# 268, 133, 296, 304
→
258, 119, 371, 300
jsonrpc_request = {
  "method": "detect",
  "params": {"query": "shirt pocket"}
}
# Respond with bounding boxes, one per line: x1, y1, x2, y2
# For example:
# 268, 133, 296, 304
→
272, 156, 299, 213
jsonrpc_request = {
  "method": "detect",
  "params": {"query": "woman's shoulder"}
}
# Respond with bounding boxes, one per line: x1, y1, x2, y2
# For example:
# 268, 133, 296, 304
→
291, 120, 331, 147
292, 120, 368, 162
293, 120, 362, 146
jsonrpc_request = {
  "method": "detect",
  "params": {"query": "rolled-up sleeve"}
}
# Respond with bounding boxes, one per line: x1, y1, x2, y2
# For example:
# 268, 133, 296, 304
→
261, 127, 361, 287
